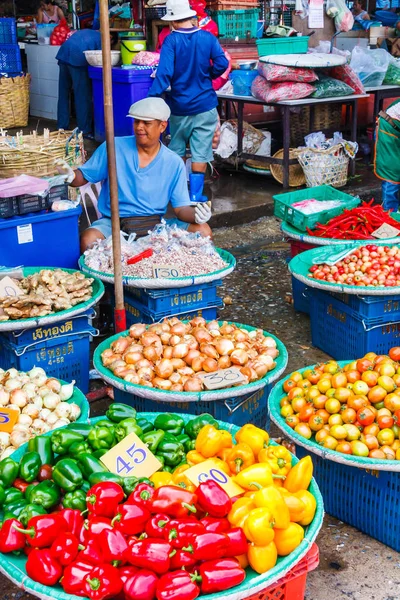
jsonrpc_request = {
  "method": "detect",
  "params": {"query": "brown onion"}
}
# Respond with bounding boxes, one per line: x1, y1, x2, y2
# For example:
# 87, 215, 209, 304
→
161, 322, 171, 332
206, 320, 219, 331
234, 330, 249, 343
137, 367, 153, 381
218, 355, 231, 369
124, 373, 140, 384
185, 349, 201, 366
153, 377, 172, 391
261, 337, 277, 348
155, 359, 174, 379
114, 366, 131, 378
230, 349, 249, 366
163, 347, 173, 359
124, 352, 143, 365
171, 358, 186, 370
110, 359, 126, 371
169, 372, 182, 384
142, 332, 161, 347
200, 343, 219, 359
102, 348, 114, 359
183, 335, 199, 350
172, 343, 189, 359
214, 338, 235, 356
160, 332, 172, 345
45, 378, 62, 393
102, 353, 122, 367
240, 366, 258, 382
191, 356, 205, 372
129, 323, 146, 338
192, 328, 212, 344
168, 317, 181, 326
136, 358, 153, 370
209, 329, 221, 338
203, 358, 218, 373
125, 343, 143, 354
190, 317, 206, 327
262, 347, 279, 359
143, 346, 162, 362
181, 375, 190, 385
147, 323, 163, 335
111, 337, 131, 354
220, 324, 235, 335
170, 383, 184, 392
170, 323, 188, 336
139, 378, 153, 387
178, 366, 195, 377
184, 377, 203, 391
257, 354, 274, 368
169, 335, 181, 347
252, 361, 269, 378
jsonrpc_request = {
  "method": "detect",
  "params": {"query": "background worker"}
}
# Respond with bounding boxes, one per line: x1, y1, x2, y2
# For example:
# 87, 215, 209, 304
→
374, 99, 400, 212
36, 0, 64, 24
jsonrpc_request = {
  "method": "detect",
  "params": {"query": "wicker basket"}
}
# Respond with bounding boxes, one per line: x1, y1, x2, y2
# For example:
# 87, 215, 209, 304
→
0, 129, 85, 178
0, 74, 30, 129
290, 104, 342, 146
296, 144, 349, 188
270, 148, 306, 187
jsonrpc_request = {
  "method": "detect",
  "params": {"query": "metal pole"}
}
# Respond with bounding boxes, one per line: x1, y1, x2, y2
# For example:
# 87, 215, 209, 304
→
99, 0, 126, 333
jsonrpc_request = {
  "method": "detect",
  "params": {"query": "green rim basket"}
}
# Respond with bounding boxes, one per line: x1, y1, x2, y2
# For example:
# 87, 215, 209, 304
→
0, 267, 104, 332
93, 321, 289, 402
282, 220, 400, 247
0, 412, 324, 600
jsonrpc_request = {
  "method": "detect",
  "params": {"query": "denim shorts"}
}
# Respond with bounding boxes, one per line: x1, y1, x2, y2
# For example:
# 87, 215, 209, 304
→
169, 108, 218, 163
89, 216, 190, 238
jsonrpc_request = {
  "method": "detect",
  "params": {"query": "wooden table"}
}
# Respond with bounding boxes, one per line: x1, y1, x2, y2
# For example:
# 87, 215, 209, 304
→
217, 92, 368, 189
365, 84, 400, 123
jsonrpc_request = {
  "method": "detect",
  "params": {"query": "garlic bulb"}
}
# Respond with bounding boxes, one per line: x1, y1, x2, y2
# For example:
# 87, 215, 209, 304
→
59, 380, 75, 401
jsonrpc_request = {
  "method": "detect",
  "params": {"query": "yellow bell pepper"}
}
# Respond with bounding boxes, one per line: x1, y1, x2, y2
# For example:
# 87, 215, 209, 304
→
235, 424, 269, 456
253, 486, 290, 530
284, 456, 313, 493
227, 497, 255, 528
210, 457, 231, 476
274, 523, 304, 556
171, 465, 196, 493
195, 425, 232, 458
216, 448, 231, 462
186, 450, 207, 466
247, 542, 278, 574
234, 463, 285, 491
150, 472, 174, 489
295, 490, 317, 526
244, 491, 257, 499
258, 445, 292, 477
243, 508, 275, 545
278, 489, 306, 523
227, 443, 255, 474
236, 553, 249, 569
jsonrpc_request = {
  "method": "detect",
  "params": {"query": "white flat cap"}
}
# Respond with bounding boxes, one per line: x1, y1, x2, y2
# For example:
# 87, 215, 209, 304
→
127, 98, 171, 121
162, 0, 197, 21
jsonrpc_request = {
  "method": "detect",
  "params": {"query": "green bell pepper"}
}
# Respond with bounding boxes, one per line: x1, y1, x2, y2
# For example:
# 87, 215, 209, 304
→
95, 419, 116, 430
19, 504, 47, 527
177, 434, 196, 453
185, 414, 218, 439
156, 455, 165, 468
88, 472, 124, 487
0, 484, 5, 507
65, 423, 92, 437
5, 499, 28, 518
88, 426, 115, 451
68, 440, 92, 458
137, 418, 154, 434
156, 433, 185, 467
51, 430, 85, 455
0, 457, 19, 487
106, 403, 137, 423
115, 419, 142, 443
122, 477, 138, 495
77, 453, 108, 479
4, 488, 24, 506
28, 436, 54, 466
162, 465, 173, 473
62, 489, 87, 512
52, 459, 83, 492
154, 413, 185, 437
93, 449, 107, 459
20, 451, 42, 483
28, 481, 61, 509
81, 481, 91, 494
142, 429, 165, 454
25, 485, 38, 504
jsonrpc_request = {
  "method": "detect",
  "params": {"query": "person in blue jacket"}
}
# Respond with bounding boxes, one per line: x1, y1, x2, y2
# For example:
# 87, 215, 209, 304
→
148, 0, 228, 201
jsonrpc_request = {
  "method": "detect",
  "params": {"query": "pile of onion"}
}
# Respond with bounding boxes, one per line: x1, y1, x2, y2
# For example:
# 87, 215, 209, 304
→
101, 317, 279, 392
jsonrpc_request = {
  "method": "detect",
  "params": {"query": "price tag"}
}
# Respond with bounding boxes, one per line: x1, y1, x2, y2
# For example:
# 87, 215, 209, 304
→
17, 224, 33, 245
0, 276, 23, 298
0, 407, 19, 433
100, 432, 162, 478
372, 223, 400, 239
185, 459, 245, 498
198, 367, 247, 390
152, 265, 182, 279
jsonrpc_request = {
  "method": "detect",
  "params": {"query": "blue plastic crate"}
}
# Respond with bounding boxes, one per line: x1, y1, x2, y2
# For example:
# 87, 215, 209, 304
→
0, 328, 96, 393
124, 281, 222, 314
0, 44, 21, 74
291, 275, 310, 314
310, 288, 400, 360
296, 445, 400, 551
326, 290, 400, 320
114, 383, 271, 430
0, 19, 17, 45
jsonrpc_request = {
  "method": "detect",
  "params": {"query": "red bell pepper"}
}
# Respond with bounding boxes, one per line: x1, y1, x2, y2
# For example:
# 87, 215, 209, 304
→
164, 520, 205, 548
86, 482, 125, 518
182, 532, 228, 561
170, 549, 198, 570
0, 519, 26, 553
223, 528, 248, 557
12, 478, 31, 493
128, 483, 154, 508
61, 508, 84, 538
200, 516, 231, 533
145, 514, 171, 538
50, 532, 81, 566
62, 559, 94, 596
196, 481, 232, 518
78, 538, 104, 565
127, 538, 174, 575
156, 571, 200, 600
13, 514, 62, 548
118, 566, 138, 585
112, 503, 150, 536
98, 528, 129, 566
150, 486, 197, 518
26, 548, 63, 586
124, 570, 158, 600
84, 564, 123, 600
197, 558, 246, 593
84, 516, 113, 539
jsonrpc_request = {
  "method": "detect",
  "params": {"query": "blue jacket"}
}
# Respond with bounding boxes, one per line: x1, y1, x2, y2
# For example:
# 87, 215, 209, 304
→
56, 30, 101, 67
148, 28, 228, 116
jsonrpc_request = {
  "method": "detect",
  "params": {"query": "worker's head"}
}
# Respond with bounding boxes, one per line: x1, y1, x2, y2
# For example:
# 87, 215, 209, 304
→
127, 98, 170, 148
352, 0, 364, 12
40, 0, 55, 10
161, 0, 197, 28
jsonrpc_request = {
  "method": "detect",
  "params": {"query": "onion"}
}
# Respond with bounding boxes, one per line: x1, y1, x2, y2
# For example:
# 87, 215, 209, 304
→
126, 343, 144, 353
171, 358, 186, 370
252, 361, 269, 378
39, 408, 52, 420
45, 378, 62, 393
240, 366, 258, 382
234, 330, 249, 343
170, 383, 184, 392
22, 382, 37, 400
142, 332, 161, 347
32, 374, 47, 387
124, 352, 144, 365
193, 328, 212, 344
0, 388, 10, 406
60, 380, 75, 402
52, 419, 68, 430
200, 344, 219, 359
111, 337, 131, 354
6, 368, 19, 379
68, 403, 81, 422
113, 366, 131, 378
0, 446, 17, 460
102, 348, 114, 359
153, 377, 172, 391
137, 367, 154, 382
163, 347, 173, 360
4, 379, 21, 392
218, 356, 231, 369
262, 347, 279, 359
18, 414, 32, 426
10, 428, 31, 448
136, 359, 153, 370
147, 323, 163, 335
124, 373, 140, 384
46, 412, 59, 427
209, 329, 221, 338
169, 372, 182, 384
129, 324, 147, 338
185, 349, 201, 366
143, 346, 162, 362
32, 396, 44, 410
155, 359, 174, 379
169, 335, 181, 347
170, 323, 188, 337
43, 392, 61, 409
184, 377, 203, 391
262, 337, 277, 349
177, 366, 195, 377
103, 353, 122, 367
160, 332, 172, 345
190, 316, 206, 327
257, 354, 274, 368
172, 343, 189, 359
183, 335, 199, 350
203, 358, 218, 373
206, 320, 219, 331
28, 367, 46, 379
220, 324, 235, 335
10, 389, 28, 408
191, 356, 205, 372
215, 338, 235, 356
55, 402, 71, 420
230, 349, 249, 366
110, 360, 127, 372
0, 432, 10, 450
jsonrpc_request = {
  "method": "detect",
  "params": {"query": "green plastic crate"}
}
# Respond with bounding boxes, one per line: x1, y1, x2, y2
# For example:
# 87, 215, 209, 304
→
257, 36, 309, 57
209, 9, 258, 39
273, 184, 360, 232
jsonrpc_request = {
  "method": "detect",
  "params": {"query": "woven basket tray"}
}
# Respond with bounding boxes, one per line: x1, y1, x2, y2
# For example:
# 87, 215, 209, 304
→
297, 144, 349, 189
270, 148, 306, 187
0, 74, 30, 129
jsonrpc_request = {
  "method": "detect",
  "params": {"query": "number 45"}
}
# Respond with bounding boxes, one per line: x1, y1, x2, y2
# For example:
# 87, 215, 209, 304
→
116, 443, 146, 475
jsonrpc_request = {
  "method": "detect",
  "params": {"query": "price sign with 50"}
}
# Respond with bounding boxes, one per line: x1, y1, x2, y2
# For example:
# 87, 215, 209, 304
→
100, 432, 162, 479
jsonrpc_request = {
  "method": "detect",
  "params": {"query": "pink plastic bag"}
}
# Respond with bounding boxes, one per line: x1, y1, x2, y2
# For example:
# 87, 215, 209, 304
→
212, 50, 232, 90
131, 51, 160, 66
258, 62, 318, 83
251, 75, 272, 101
267, 81, 314, 102
328, 64, 365, 94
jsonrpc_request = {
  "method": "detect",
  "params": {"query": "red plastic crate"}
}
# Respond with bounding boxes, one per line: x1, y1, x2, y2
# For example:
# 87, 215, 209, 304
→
290, 239, 318, 257
248, 544, 319, 600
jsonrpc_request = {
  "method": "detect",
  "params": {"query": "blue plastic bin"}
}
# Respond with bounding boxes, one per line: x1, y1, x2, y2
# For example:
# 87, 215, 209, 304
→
0, 44, 21, 74
291, 275, 310, 314
325, 291, 400, 321
230, 69, 258, 96
0, 19, 17, 45
89, 66, 154, 142
0, 207, 82, 269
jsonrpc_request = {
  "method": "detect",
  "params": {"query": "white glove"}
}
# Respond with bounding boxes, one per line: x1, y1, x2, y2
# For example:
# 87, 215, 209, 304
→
54, 159, 75, 184
195, 201, 212, 225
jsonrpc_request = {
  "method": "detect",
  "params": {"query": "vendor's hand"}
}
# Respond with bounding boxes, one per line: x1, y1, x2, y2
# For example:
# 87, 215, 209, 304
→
54, 158, 75, 183
195, 201, 212, 224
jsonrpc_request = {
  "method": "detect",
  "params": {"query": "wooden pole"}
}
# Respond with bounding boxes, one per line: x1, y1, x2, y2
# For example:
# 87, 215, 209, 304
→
99, 0, 126, 333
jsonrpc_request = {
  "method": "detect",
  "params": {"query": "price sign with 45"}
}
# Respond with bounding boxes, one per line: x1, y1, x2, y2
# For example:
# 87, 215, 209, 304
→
100, 432, 162, 479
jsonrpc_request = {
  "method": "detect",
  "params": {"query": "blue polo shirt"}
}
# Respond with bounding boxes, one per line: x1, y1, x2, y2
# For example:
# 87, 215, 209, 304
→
79, 136, 190, 217
56, 30, 101, 67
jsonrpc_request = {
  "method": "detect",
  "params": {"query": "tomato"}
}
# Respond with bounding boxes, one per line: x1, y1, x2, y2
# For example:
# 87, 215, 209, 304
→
281, 405, 294, 418
377, 363, 396, 378
363, 423, 380, 437
393, 374, 400, 387
357, 406, 376, 427
280, 398, 290, 408
290, 372, 303, 383
343, 424, 361, 441
397, 448, 400, 460
377, 428, 395, 446
356, 358, 374, 373
364, 352, 377, 363
393, 424, 400, 439
309, 415, 325, 432
315, 429, 329, 444
328, 414, 343, 427
377, 407, 392, 418
350, 440, 369, 457
331, 373, 348, 389
291, 397, 307, 414
320, 436, 338, 450
285, 415, 299, 429
346, 370, 361, 384
348, 395, 369, 411
373, 401, 385, 410
283, 379, 297, 393
345, 361, 358, 371
299, 379, 311, 390
384, 393, 400, 412
361, 370, 379, 387
288, 387, 304, 400
336, 441, 352, 454
334, 387, 352, 402
13, 479, 30, 493
380, 445, 396, 460
377, 375, 396, 393
324, 361, 340, 375
392, 439, 400, 450
317, 379, 332, 394
368, 385, 387, 404
341, 408, 357, 424
307, 387, 320, 401
325, 398, 341, 414
294, 423, 312, 439
329, 425, 348, 440
389, 347, 400, 362
361, 434, 379, 450
352, 381, 369, 396
298, 405, 315, 422
326, 388, 336, 398
306, 370, 322, 385
316, 409, 330, 423
312, 394, 328, 409
369, 449, 386, 459
374, 355, 390, 366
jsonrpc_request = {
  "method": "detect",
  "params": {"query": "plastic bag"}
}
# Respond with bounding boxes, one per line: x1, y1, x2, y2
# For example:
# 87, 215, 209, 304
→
251, 75, 272, 101
50, 19, 70, 46
350, 46, 389, 86
267, 81, 314, 102
215, 120, 265, 159
132, 51, 160, 66
384, 57, 400, 86
326, 0, 354, 32
257, 62, 318, 83
311, 74, 354, 98
328, 64, 365, 94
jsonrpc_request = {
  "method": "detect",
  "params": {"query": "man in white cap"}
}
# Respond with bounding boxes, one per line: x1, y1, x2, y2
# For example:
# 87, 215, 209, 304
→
56, 97, 212, 251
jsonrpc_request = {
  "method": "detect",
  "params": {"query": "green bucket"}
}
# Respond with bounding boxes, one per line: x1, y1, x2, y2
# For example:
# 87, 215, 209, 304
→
120, 37, 147, 65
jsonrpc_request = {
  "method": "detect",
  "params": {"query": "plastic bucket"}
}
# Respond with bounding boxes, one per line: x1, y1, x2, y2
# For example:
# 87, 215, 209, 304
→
230, 69, 258, 96
257, 20, 264, 38
120, 38, 147, 65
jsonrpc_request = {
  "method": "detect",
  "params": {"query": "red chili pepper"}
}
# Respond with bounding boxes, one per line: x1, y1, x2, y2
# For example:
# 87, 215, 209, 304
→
98, 528, 129, 566
196, 481, 232, 518
223, 528, 248, 557
182, 532, 228, 561
62, 559, 94, 596
170, 549, 198, 569
84, 564, 123, 600
61, 508, 84, 539
124, 570, 158, 600
111, 503, 151, 536
0, 519, 26, 553
150, 486, 197, 518
197, 558, 246, 593
200, 517, 231, 533
145, 514, 171, 538
50, 532, 81, 566
118, 566, 138, 585
13, 514, 62, 548
128, 483, 154, 508
86, 483, 125, 518
156, 570, 200, 600
12, 478, 31, 493
78, 538, 104, 565
164, 520, 205, 548
26, 548, 63, 586
127, 538, 174, 574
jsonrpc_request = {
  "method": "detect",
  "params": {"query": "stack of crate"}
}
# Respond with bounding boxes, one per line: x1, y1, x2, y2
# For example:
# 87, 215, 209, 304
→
0, 18, 22, 76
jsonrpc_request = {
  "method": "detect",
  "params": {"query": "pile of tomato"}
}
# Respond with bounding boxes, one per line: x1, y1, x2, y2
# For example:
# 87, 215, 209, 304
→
279, 347, 400, 460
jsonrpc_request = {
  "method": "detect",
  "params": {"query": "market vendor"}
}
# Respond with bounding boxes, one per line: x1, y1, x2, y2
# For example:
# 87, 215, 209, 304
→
374, 98, 400, 212
55, 98, 212, 252
36, 1, 64, 24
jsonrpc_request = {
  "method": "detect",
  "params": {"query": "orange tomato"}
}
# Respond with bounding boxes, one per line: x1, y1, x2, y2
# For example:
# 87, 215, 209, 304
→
369, 449, 386, 459
357, 406, 375, 426
380, 445, 396, 460
384, 393, 400, 412
280, 405, 294, 419
317, 379, 332, 394
377, 428, 395, 446
356, 358, 374, 373
377, 363, 396, 378
321, 435, 338, 450
346, 370, 361, 383
341, 408, 356, 424
376, 407, 392, 418
331, 373, 348, 389
285, 415, 299, 429
393, 374, 400, 387
364, 352, 377, 363
312, 394, 328, 409
308, 415, 325, 432
361, 434, 379, 450
294, 423, 312, 439
326, 388, 336, 398
377, 375, 396, 393
350, 440, 369, 457
288, 387, 304, 400
298, 405, 315, 422
334, 387, 352, 402
325, 398, 341, 414
343, 424, 361, 441
315, 429, 329, 444
363, 423, 380, 437
283, 379, 297, 393
291, 397, 307, 414
315, 409, 330, 423
329, 425, 348, 440
391, 440, 400, 451
298, 379, 311, 390
374, 355, 390, 366
347, 395, 369, 411
352, 380, 369, 396
280, 396, 290, 407
307, 387, 320, 401
336, 441, 352, 454
306, 370, 322, 385
368, 385, 387, 404
328, 414, 343, 427
361, 370, 379, 387
389, 347, 400, 362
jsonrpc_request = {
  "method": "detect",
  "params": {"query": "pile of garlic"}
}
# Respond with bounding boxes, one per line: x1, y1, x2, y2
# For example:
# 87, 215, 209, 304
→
0, 367, 81, 460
